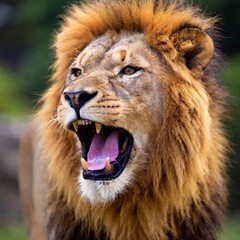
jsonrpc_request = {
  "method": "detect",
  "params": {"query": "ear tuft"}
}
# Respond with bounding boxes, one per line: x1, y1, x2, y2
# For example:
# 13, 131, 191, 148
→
171, 28, 214, 75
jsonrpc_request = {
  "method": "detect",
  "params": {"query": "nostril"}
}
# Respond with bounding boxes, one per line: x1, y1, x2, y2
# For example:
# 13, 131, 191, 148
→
63, 91, 98, 110
63, 92, 72, 102
80, 91, 98, 104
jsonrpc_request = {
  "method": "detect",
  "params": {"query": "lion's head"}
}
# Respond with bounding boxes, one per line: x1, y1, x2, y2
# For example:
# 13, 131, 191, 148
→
57, 31, 169, 202
37, 0, 227, 238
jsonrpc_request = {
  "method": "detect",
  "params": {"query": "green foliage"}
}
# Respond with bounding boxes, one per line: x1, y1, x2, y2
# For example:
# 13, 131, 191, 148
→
222, 56, 240, 98
0, 0, 75, 103
221, 56, 240, 211
219, 215, 240, 240
0, 225, 27, 240
222, 55, 240, 142
15, 0, 73, 101
193, 0, 240, 54
0, 67, 29, 116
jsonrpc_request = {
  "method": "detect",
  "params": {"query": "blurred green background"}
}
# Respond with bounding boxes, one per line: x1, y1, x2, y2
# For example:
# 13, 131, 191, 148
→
0, 0, 239, 239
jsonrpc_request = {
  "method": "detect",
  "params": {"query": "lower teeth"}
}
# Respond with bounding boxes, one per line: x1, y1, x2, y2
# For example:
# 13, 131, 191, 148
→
121, 137, 128, 153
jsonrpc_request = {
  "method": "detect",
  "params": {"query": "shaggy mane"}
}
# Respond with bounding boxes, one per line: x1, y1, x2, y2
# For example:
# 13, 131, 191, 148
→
52, 0, 216, 82
35, 0, 228, 239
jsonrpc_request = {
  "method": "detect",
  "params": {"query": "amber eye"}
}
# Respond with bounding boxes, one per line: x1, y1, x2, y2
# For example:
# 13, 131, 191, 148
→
71, 67, 82, 79
119, 65, 141, 76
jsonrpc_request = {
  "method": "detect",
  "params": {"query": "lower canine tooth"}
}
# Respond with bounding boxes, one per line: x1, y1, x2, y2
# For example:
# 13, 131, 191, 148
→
81, 158, 89, 171
105, 157, 112, 172
95, 123, 102, 134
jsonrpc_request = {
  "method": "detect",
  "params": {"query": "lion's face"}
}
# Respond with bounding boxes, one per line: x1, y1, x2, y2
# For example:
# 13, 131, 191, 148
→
57, 32, 166, 202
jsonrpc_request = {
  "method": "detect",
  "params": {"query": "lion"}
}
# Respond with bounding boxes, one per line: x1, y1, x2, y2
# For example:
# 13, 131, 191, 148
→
18, 0, 228, 239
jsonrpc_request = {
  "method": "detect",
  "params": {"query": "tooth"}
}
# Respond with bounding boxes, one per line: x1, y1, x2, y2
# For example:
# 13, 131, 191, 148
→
95, 123, 102, 134
72, 120, 79, 132
105, 157, 112, 172
81, 158, 89, 171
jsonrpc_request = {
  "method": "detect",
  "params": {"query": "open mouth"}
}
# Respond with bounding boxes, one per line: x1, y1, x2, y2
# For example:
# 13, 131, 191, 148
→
69, 119, 133, 181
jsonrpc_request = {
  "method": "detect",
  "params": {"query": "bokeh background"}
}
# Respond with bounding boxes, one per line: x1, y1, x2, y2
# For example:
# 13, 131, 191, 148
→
0, 0, 239, 239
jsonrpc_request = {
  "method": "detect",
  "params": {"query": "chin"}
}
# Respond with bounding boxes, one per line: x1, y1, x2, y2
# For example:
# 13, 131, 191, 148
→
78, 167, 133, 203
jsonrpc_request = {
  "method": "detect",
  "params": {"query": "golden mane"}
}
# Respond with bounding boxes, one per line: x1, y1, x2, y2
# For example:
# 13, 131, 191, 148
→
52, 0, 216, 82
32, 0, 228, 239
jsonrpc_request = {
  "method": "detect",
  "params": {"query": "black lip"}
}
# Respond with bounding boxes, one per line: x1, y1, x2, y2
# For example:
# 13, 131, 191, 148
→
75, 123, 134, 181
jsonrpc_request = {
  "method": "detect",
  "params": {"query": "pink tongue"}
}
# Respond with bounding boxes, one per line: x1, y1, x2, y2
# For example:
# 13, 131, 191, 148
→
87, 131, 119, 171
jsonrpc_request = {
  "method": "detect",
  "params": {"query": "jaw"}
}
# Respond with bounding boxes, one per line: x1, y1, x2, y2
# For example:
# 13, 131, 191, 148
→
78, 164, 134, 203
64, 117, 151, 203
57, 109, 153, 203
77, 139, 149, 203
67, 120, 135, 203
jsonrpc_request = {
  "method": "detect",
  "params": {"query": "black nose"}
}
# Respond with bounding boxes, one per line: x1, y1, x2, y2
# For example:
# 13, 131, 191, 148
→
63, 91, 98, 111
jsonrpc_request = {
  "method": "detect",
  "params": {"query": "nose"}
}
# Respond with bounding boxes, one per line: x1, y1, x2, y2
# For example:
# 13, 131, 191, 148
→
63, 90, 98, 111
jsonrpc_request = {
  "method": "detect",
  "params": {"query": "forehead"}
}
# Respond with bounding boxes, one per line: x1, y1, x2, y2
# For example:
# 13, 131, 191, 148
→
74, 32, 146, 67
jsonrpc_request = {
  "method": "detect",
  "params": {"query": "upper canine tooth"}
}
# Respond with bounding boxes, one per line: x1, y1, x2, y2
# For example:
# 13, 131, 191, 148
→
72, 120, 79, 132
95, 123, 102, 134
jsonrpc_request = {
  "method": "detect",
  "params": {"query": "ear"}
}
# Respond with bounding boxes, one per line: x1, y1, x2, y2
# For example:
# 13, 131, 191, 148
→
171, 28, 214, 75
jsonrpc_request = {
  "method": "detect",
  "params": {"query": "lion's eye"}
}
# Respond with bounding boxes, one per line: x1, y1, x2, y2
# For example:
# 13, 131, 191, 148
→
70, 67, 82, 79
119, 65, 141, 76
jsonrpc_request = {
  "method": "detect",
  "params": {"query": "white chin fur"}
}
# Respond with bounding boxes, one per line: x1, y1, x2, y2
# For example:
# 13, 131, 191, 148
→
78, 168, 133, 204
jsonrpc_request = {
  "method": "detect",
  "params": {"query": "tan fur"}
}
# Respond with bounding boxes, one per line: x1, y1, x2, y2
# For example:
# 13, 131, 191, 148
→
19, 1, 228, 239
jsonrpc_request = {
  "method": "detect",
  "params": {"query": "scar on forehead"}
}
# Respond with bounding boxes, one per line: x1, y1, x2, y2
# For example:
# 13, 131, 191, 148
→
120, 50, 127, 62
76, 52, 87, 65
